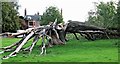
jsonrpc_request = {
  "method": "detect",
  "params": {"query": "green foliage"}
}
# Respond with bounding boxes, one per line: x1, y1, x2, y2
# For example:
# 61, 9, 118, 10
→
0, 2, 2, 33
86, 1, 117, 28
2, 2, 20, 32
41, 6, 63, 25
117, 1, 120, 29
2, 38, 118, 62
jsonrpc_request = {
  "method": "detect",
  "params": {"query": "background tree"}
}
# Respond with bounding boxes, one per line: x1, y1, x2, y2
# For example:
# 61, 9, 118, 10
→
0, 2, 2, 33
2, 2, 20, 32
86, 10, 98, 26
86, 1, 117, 29
117, 1, 120, 31
41, 6, 63, 25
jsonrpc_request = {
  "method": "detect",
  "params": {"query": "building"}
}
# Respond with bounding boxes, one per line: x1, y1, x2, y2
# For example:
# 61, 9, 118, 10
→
24, 8, 41, 28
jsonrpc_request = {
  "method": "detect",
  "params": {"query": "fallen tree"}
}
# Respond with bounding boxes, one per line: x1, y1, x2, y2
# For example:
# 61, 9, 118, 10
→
1, 19, 66, 59
64, 20, 119, 41
1, 20, 119, 59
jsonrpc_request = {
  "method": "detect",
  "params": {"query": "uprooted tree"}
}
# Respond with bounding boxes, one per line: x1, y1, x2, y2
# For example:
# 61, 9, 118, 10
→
1, 19, 66, 59
1, 20, 119, 59
65, 20, 120, 41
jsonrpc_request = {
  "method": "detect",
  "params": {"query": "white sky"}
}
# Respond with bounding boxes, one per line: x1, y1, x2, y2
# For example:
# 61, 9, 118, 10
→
18, 0, 118, 22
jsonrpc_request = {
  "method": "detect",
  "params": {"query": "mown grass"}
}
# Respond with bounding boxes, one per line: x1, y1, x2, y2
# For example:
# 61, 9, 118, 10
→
1, 36, 119, 62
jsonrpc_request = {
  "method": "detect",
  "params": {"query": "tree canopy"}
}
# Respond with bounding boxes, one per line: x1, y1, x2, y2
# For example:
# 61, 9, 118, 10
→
2, 2, 20, 32
41, 6, 63, 25
86, 1, 117, 29
117, 1, 120, 30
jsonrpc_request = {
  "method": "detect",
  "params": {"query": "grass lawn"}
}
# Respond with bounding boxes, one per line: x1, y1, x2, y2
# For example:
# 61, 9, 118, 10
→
1, 37, 119, 62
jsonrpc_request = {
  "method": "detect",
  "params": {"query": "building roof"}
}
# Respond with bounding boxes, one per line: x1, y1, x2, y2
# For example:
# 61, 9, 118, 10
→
24, 15, 41, 21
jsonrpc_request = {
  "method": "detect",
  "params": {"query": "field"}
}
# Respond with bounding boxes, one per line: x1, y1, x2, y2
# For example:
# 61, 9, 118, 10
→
1, 36, 119, 62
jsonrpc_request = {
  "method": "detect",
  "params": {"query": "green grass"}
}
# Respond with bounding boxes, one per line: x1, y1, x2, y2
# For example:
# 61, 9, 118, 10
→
1, 37, 119, 62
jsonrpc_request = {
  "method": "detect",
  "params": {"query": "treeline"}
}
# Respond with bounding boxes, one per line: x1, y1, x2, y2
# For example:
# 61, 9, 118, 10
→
117, 1, 120, 32
2, 2, 20, 32
1, 2, 63, 32
41, 6, 63, 25
86, 1, 120, 30
2, 1, 120, 33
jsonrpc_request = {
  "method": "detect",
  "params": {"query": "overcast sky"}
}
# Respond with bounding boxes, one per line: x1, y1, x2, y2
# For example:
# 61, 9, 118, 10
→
18, 0, 118, 22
